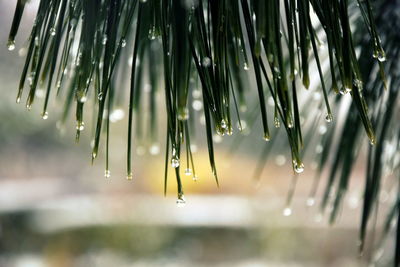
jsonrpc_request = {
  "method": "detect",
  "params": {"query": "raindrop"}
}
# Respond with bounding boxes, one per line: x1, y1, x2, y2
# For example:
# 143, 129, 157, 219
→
294, 161, 304, 173
104, 169, 111, 178
76, 121, 85, 131
274, 117, 281, 128
243, 62, 249, 70
42, 111, 49, 120
171, 157, 180, 168
7, 40, 15, 51
325, 113, 333, 123
192, 100, 202, 111
149, 143, 160, 155
283, 207, 292, 216
121, 38, 126, 47
126, 173, 133, 180
306, 197, 315, 207
275, 155, 286, 166
109, 108, 125, 122
202, 56, 211, 67
176, 195, 186, 207
184, 168, 192, 176
192, 175, 199, 181
50, 27, 56, 36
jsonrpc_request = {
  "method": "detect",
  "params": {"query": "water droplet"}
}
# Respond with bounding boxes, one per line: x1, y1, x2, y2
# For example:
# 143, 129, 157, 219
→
325, 113, 333, 123
315, 144, 323, 154
42, 111, 49, 120
243, 62, 249, 70
339, 87, 351, 95
283, 207, 292, 216
184, 168, 192, 176
220, 119, 227, 129
104, 169, 111, 178
177, 108, 189, 121
149, 143, 160, 155
192, 100, 203, 111
50, 27, 56, 36
26, 103, 32, 110
274, 117, 281, 128
202, 56, 211, 67
98, 92, 103, 101
102, 34, 107, 45
92, 151, 97, 159
192, 89, 201, 99
109, 108, 125, 122
76, 121, 85, 131
171, 157, 180, 168
369, 136, 376, 146
121, 38, 126, 47
275, 155, 286, 166
294, 161, 304, 173
306, 197, 315, 207
126, 173, 133, 180
192, 175, 199, 181
318, 125, 327, 135
148, 26, 156, 40
263, 134, 270, 142
140, 0, 147, 2
7, 40, 15, 51
176, 195, 186, 207
79, 95, 87, 103
16, 96, 21, 103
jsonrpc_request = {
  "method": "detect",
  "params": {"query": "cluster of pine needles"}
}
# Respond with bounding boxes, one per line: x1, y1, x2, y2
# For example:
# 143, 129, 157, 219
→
6, 0, 400, 265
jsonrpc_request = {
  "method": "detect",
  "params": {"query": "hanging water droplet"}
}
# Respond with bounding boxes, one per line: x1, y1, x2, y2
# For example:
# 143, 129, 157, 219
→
274, 117, 281, 128
294, 161, 304, 173
50, 27, 56, 36
121, 38, 126, 47
325, 113, 333, 123
42, 111, 49, 120
79, 95, 87, 103
243, 62, 249, 70
263, 134, 270, 142
378, 50, 386, 62
16, 96, 21, 104
192, 175, 199, 181
76, 121, 85, 131
171, 157, 180, 168
126, 173, 133, 180
7, 40, 15, 51
140, 0, 147, 3
102, 34, 108, 45
148, 26, 156, 40
98, 92, 103, 101
369, 136, 376, 146
339, 86, 351, 95
176, 195, 186, 207
92, 151, 97, 159
202, 56, 211, 67
177, 107, 189, 121
26, 103, 32, 110
184, 168, 192, 176
306, 197, 315, 207
283, 207, 292, 216
104, 169, 111, 178
149, 143, 160, 155
220, 119, 227, 129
